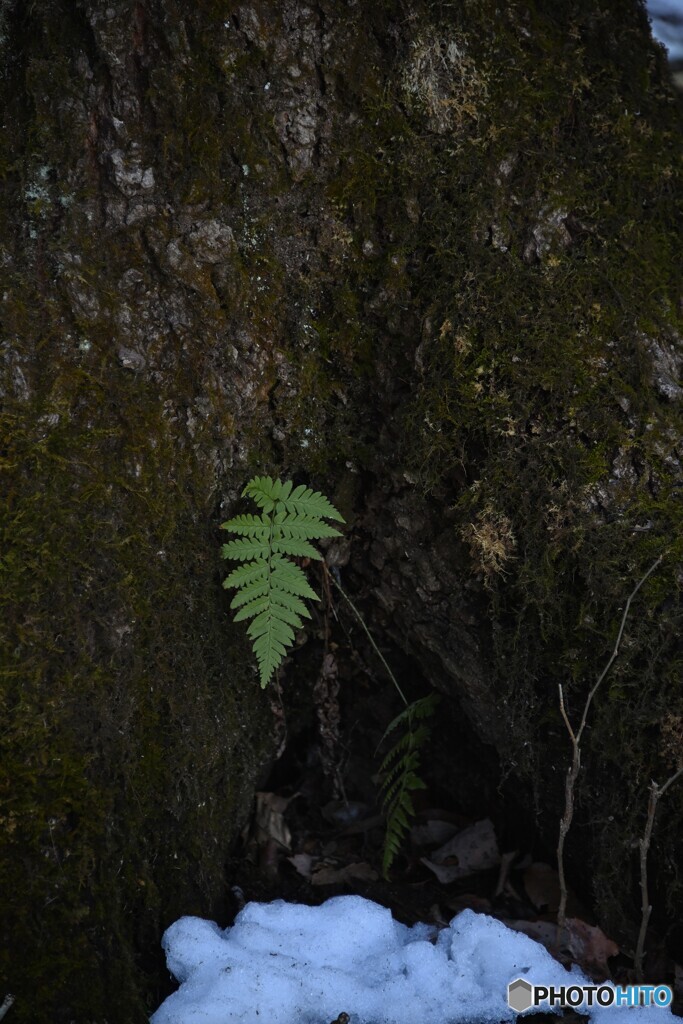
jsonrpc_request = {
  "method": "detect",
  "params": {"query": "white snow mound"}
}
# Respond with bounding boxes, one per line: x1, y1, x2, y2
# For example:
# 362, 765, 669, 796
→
150, 895, 675, 1024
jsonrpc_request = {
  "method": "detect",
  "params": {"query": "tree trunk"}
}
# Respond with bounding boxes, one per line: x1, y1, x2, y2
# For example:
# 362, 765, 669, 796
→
1, 0, 681, 1019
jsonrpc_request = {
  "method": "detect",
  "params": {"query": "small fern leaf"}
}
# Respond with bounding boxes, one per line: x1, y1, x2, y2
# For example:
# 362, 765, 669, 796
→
271, 557, 319, 600
378, 694, 440, 748
380, 740, 417, 777
247, 605, 294, 637
409, 694, 441, 720
380, 771, 407, 807
275, 514, 343, 541
379, 694, 438, 877
221, 538, 271, 561
271, 591, 312, 620
382, 819, 405, 878
252, 629, 288, 688
229, 581, 269, 608
220, 512, 271, 538
233, 596, 270, 622
378, 705, 413, 747
222, 560, 268, 589
379, 730, 420, 773
241, 476, 288, 513
384, 725, 429, 768
405, 773, 428, 793
382, 747, 404, 777
277, 484, 345, 523
222, 477, 343, 687
394, 801, 411, 827
271, 538, 322, 560
268, 478, 293, 501
269, 603, 305, 630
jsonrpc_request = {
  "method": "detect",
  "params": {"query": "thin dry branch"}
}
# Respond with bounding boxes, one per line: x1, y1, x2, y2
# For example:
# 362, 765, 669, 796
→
634, 766, 683, 980
556, 555, 664, 938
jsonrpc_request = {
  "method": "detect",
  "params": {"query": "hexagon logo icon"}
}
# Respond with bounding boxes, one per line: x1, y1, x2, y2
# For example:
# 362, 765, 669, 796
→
508, 978, 533, 1012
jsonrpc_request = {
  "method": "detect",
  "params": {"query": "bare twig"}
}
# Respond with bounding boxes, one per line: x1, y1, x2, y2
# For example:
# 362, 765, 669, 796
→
634, 767, 683, 980
556, 555, 664, 938
556, 681, 580, 939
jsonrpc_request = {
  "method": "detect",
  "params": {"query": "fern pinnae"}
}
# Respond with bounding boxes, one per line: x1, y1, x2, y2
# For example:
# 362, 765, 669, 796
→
382, 771, 426, 878
221, 538, 270, 561
271, 538, 321, 560
222, 477, 344, 687
377, 694, 439, 750
379, 726, 430, 773
229, 582, 269, 608
379, 693, 439, 876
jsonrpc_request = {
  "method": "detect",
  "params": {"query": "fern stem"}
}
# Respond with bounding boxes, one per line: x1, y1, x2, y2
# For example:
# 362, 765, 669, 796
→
325, 567, 409, 708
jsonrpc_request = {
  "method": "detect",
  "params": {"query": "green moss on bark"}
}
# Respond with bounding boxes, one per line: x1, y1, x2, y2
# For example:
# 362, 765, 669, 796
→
0, 366, 273, 1020
0, 3, 278, 1019
325, 0, 683, 947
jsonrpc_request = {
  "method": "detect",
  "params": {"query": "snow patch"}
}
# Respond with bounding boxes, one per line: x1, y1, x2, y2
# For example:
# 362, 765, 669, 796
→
151, 896, 674, 1024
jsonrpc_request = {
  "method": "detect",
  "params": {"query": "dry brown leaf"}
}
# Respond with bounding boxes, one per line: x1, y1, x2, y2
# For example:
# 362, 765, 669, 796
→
432, 817, 499, 867
411, 819, 459, 847
523, 862, 561, 913
254, 791, 296, 851
257, 791, 294, 815
565, 917, 619, 976
503, 916, 617, 977
421, 858, 459, 885
494, 850, 517, 897
420, 858, 464, 885
422, 818, 500, 882
259, 837, 281, 879
287, 853, 315, 879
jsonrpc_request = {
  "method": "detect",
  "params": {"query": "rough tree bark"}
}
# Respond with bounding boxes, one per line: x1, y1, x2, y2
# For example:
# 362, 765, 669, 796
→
0, 0, 681, 1020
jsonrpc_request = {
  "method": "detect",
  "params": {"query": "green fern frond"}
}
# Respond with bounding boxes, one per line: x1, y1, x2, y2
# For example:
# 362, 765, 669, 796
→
380, 752, 423, 804
221, 538, 270, 561
229, 582, 270, 608
223, 513, 271, 538
222, 561, 269, 589
379, 726, 430, 773
278, 486, 345, 522
221, 477, 344, 687
241, 476, 292, 509
270, 556, 320, 599
270, 591, 311, 620
275, 513, 342, 541
232, 596, 270, 622
379, 695, 439, 877
271, 538, 322, 560
379, 694, 440, 747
